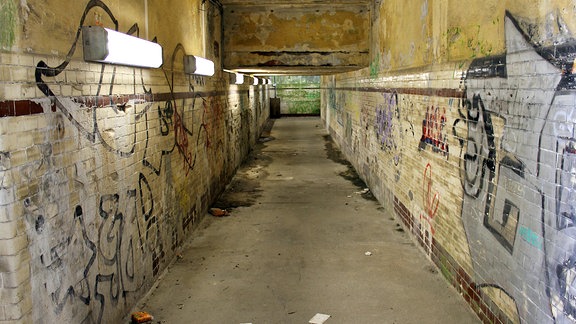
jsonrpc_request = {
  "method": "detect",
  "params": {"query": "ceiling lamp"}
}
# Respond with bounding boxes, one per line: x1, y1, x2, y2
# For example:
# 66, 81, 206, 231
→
82, 26, 163, 68
183, 55, 215, 76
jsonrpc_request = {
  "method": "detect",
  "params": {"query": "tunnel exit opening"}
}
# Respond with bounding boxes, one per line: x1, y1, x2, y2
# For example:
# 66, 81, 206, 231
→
271, 75, 321, 117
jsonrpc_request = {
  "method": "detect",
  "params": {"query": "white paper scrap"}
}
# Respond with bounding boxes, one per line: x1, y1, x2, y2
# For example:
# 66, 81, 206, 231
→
309, 313, 331, 324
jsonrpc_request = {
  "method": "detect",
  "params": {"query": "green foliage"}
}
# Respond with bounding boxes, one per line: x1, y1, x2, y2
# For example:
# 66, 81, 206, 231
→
274, 76, 321, 115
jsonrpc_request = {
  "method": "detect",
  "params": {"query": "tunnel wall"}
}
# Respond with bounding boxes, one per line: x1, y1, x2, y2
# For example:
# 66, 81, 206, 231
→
0, 0, 269, 323
322, 1, 576, 323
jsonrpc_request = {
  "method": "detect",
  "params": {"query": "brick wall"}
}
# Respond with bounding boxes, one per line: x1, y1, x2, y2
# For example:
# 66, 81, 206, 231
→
322, 9, 576, 324
0, 0, 270, 323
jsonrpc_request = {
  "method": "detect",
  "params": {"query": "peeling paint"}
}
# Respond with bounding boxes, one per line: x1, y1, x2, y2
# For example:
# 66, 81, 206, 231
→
224, 5, 369, 70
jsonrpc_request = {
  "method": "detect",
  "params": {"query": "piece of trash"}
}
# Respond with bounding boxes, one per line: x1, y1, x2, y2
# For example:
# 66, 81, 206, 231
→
365, 251, 373, 256
176, 253, 183, 260
259, 136, 274, 143
355, 188, 370, 194
347, 195, 352, 198
209, 208, 230, 217
309, 313, 331, 324
131, 311, 153, 323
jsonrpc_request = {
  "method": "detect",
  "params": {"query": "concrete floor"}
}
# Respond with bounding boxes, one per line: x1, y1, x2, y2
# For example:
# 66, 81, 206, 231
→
134, 117, 480, 324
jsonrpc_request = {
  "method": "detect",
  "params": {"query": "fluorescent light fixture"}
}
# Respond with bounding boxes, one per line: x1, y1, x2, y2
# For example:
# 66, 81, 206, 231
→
184, 55, 215, 76
230, 73, 244, 85
82, 26, 163, 68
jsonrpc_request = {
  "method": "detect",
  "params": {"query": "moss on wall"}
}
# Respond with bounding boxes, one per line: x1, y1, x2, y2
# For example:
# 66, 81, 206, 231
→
0, 0, 17, 50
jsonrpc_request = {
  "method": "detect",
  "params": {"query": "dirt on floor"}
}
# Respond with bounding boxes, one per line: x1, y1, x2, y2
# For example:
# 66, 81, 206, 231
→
323, 135, 377, 201
212, 121, 276, 210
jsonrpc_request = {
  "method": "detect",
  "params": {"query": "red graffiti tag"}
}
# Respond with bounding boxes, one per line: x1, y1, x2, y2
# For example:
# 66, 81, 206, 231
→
420, 106, 449, 158
420, 163, 440, 235
173, 108, 194, 176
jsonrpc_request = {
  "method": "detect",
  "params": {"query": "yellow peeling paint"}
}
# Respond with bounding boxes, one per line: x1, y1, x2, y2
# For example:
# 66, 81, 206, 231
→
225, 7, 369, 52
378, 0, 433, 69
373, 0, 576, 70
148, 0, 205, 64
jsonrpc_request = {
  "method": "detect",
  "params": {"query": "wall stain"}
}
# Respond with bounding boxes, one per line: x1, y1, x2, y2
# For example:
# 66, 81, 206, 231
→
324, 135, 376, 201
0, 0, 17, 49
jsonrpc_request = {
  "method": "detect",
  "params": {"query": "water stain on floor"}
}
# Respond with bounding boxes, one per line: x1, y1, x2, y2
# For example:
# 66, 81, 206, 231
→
323, 135, 377, 201
213, 121, 276, 210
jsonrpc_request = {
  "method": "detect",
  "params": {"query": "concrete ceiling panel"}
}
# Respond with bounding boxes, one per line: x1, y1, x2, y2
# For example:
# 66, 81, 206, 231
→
221, 1, 370, 75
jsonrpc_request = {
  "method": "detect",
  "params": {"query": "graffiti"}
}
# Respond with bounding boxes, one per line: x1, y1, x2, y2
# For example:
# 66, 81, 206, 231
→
328, 85, 336, 110
359, 101, 373, 149
193, 75, 207, 87
418, 163, 439, 255
375, 92, 403, 165
173, 106, 195, 175
49, 205, 95, 319
421, 163, 439, 234
455, 11, 576, 323
34, 0, 155, 158
153, 42, 227, 176
419, 106, 449, 158
336, 92, 346, 126
25, 169, 162, 323
518, 226, 543, 250
204, 96, 225, 150
13, 0, 256, 323
27, 1, 203, 323
345, 112, 353, 145
458, 94, 497, 199
445, 24, 494, 59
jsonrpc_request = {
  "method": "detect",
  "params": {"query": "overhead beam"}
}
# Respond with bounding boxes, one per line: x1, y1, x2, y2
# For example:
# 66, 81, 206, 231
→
222, 3, 370, 75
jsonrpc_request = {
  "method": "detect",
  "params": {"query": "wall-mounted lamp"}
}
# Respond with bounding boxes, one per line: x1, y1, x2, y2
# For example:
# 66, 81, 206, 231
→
230, 73, 244, 85
184, 55, 215, 76
82, 26, 163, 68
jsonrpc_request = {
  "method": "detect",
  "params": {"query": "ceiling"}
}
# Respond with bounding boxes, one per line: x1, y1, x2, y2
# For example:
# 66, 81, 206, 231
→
219, 0, 372, 75
218, 0, 370, 5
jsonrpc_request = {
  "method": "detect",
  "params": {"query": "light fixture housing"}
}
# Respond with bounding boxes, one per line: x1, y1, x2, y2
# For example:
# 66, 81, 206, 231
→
230, 73, 244, 85
82, 26, 163, 68
184, 55, 215, 76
